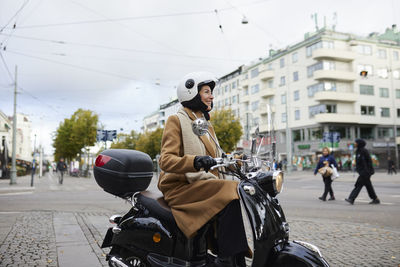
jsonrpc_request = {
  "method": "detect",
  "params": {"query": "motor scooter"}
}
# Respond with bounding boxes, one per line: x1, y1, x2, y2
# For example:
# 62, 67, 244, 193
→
93, 118, 329, 267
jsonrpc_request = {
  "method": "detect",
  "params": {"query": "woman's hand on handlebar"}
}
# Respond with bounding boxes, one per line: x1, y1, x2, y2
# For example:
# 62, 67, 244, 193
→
194, 156, 217, 173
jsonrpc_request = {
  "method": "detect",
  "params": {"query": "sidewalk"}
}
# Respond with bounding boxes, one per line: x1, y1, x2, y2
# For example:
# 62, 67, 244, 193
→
0, 174, 36, 195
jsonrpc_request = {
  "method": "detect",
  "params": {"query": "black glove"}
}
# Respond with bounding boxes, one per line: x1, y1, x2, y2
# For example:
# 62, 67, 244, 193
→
194, 156, 217, 173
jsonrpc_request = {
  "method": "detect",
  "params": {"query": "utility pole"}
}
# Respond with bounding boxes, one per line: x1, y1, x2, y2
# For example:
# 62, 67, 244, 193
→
285, 57, 292, 173
10, 66, 17, 185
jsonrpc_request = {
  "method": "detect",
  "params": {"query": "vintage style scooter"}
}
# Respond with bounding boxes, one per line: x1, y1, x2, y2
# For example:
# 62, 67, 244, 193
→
93, 118, 329, 267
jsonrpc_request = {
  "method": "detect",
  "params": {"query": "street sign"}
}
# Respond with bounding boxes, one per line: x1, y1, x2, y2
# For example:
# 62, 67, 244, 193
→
106, 130, 117, 141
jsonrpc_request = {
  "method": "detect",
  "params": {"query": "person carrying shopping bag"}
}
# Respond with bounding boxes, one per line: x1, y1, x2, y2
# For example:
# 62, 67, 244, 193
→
314, 147, 338, 201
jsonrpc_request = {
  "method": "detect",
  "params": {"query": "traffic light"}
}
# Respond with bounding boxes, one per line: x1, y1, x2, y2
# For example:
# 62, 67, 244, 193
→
360, 70, 368, 77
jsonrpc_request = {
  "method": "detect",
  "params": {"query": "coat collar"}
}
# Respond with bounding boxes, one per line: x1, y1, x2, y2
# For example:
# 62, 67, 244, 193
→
182, 107, 217, 157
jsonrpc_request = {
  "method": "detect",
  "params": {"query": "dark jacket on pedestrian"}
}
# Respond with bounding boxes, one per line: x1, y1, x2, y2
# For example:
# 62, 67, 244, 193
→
355, 139, 374, 177
314, 154, 337, 175
56, 161, 67, 172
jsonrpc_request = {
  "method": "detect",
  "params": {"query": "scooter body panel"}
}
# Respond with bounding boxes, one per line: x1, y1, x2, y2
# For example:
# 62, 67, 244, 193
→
238, 179, 289, 266
269, 241, 329, 267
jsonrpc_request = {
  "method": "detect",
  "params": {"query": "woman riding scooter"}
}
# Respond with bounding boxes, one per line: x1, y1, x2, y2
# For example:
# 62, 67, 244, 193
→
158, 72, 248, 267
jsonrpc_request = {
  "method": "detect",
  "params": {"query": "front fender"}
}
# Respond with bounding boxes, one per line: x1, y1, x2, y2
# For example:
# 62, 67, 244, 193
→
269, 241, 329, 267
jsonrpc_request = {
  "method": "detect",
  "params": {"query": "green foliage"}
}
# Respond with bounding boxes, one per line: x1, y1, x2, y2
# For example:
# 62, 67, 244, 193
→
53, 109, 98, 161
136, 128, 164, 159
211, 109, 243, 152
111, 130, 140, 150
110, 128, 163, 159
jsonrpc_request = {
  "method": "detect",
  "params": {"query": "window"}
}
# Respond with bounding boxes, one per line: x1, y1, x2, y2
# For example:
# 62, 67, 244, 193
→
397, 89, 400, 98
378, 128, 394, 138
294, 109, 300, 120
250, 68, 259, 78
225, 98, 229, 106
293, 71, 299, 81
377, 68, 388, 79
244, 88, 249, 95
393, 70, 400, 79
323, 61, 335, 70
281, 113, 287, 123
251, 101, 259, 111
280, 76, 286, 86
293, 90, 299, 101
380, 107, 390, 117
393, 51, 399, 61
309, 127, 323, 140
251, 84, 260, 94
329, 126, 350, 139
232, 81, 236, 89
232, 95, 237, 104
357, 45, 372, 55
378, 49, 387, 59
326, 104, 337, 113
309, 104, 326, 117
267, 79, 273, 88
280, 58, 285, 68
306, 41, 333, 57
269, 96, 274, 105
307, 82, 336, 97
292, 129, 301, 141
360, 85, 374, 95
379, 88, 389, 98
224, 85, 228, 93
397, 108, 400, 117
394, 51, 399, 61
281, 94, 286, 104
360, 127, 374, 139
292, 52, 298, 63
267, 63, 273, 70
357, 64, 373, 75
307, 62, 322, 77
361, 106, 375, 115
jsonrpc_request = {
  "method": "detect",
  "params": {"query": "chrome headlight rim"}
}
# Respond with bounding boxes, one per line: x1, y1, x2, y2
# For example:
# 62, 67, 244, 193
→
272, 170, 284, 195
293, 240, 323, 258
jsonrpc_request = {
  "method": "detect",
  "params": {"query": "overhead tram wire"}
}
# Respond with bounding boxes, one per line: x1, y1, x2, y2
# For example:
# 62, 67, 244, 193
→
0, 33, 246, 62
67, 0, 184, 55
0, 0, 30, 33
3, 0, 272, 30
0, 50, 67, 117
5, 49, 138, 81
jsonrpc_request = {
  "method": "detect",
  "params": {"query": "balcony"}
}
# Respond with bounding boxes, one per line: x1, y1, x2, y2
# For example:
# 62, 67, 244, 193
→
314, 113, 359, 123
314, 91, 358, 102
241, 78, 249, 88
260, 88, 275, 98
313, 48, 356, 62
260, 105, 275, 115
259, 70, 274, 81
314, 70, 356, 82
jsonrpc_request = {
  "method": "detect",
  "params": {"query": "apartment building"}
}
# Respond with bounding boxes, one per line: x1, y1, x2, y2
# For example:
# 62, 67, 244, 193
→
142, 99, 181, 132
214, 25, 400, 169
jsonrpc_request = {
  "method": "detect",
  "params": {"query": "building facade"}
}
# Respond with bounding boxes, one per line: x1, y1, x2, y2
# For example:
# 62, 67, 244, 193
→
214, 25, 400, 169
142, 99, 181, 132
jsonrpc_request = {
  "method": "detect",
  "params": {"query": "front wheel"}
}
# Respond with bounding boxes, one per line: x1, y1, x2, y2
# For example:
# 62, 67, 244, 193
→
108, 246, 148, 267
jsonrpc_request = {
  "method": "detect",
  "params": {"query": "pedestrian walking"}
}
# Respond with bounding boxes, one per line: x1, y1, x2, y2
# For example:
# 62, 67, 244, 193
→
56, 158, 67, 185
387, 157, 397, 175
345, 139, 380, 205
314, 147, 337, 201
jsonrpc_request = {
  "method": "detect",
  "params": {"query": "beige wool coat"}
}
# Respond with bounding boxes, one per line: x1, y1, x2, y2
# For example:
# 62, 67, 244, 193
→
158, 107, 239, 238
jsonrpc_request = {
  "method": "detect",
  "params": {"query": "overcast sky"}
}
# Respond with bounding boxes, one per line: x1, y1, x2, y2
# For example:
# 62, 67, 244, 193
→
1, 0, 399, 155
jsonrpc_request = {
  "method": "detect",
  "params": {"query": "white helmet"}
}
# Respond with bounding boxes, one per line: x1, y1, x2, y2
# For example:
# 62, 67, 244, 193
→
177, 71, 218, 103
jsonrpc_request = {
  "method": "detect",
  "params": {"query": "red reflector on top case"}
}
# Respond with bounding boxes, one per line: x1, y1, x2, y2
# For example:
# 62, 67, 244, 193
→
95, 155, 112, 167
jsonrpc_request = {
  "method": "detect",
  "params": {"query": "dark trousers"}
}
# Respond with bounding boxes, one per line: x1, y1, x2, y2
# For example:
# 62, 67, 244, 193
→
321, 176, 334, 199
388, 167, 397, 175
217, 199, 248, 257
349, 175, 378, 200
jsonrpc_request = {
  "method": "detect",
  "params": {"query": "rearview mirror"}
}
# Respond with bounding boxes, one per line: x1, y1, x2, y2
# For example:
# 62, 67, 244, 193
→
192, 118, 209, 136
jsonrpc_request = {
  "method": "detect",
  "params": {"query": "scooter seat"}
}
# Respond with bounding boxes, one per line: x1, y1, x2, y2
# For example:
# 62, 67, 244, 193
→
137, 191, 177, 227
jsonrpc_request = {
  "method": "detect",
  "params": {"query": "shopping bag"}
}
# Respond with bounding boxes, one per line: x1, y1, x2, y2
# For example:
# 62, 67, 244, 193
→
331, 164, 339, 180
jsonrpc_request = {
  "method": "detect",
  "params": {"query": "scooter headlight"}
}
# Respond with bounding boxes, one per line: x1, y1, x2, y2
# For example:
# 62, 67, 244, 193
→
273, 171, 284, 195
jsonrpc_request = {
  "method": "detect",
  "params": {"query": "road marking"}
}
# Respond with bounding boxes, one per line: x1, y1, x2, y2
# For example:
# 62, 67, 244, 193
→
390, 195, 400, 198
0, 191, 33, 196
0, 211, 22, 214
